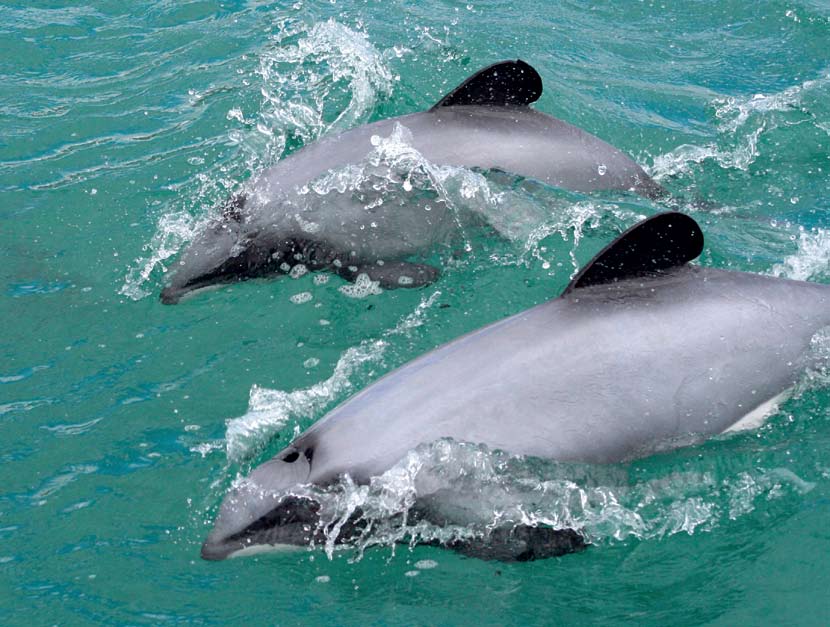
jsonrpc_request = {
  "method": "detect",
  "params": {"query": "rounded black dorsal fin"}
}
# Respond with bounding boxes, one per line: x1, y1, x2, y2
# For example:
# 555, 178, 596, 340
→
563, 212, 704, 295
431, 59, 543, 110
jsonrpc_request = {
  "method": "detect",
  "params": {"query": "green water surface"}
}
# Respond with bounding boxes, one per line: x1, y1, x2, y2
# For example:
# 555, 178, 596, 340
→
2, 1, 830, 625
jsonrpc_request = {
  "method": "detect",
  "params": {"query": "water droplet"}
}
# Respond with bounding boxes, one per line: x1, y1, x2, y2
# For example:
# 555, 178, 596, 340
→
415, 559, 437, 570
597, 164, 607, 176
290, 292, 313, 305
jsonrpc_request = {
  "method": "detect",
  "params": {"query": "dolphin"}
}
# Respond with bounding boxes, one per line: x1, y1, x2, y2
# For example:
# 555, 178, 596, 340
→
200, 212, 830, 561
161, 60, 665, 303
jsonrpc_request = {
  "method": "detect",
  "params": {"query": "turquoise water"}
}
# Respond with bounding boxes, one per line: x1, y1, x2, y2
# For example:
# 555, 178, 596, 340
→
3, 1, 830, 624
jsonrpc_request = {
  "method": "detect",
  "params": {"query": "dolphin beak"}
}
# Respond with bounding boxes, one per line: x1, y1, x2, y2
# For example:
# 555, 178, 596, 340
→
160, 285, 184, 305
200, 536, 234, 561
200, 448, 315, 560
160, 219, 245, 305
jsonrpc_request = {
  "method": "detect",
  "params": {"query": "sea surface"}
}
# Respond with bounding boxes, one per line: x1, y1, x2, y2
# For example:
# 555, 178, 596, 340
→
2, 1, 830, 625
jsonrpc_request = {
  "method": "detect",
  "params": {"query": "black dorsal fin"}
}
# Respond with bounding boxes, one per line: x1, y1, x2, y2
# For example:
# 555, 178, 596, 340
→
431, 60, 543, 110
563, 212, 704, 295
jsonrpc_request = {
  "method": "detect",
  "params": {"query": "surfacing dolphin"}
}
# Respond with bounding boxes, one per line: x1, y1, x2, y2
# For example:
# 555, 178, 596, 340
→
201, 212, 830, 561
161, 60, 666, 303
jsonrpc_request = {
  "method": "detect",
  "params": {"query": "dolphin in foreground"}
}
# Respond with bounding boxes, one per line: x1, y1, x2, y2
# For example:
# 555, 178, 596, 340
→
201, 212, 830, 561
161, 60, 666, 303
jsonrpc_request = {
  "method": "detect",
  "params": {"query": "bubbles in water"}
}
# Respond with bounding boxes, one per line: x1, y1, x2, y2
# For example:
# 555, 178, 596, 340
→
338, 273, 383, 298
414, 559, 437, 569
289, 291, 313, 304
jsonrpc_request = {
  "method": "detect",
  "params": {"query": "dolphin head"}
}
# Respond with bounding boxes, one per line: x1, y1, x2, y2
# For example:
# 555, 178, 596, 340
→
201, 446, 319, 560
160, 195, 293, 304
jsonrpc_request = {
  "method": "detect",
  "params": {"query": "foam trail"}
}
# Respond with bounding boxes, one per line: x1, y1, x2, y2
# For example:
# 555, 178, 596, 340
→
649, 73, 829, 181
225, 290, 442, 462
225, 341, 387, 463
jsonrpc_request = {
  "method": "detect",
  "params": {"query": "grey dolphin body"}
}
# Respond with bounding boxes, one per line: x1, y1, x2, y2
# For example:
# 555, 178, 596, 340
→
161, 60, 664, 303
201, 213, 830, 560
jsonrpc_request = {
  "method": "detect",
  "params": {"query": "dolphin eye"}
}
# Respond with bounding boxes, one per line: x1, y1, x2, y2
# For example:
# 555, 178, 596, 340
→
283, 451, 300, 463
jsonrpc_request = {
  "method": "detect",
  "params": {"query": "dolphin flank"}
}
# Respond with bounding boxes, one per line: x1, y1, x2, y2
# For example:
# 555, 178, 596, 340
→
161, 60, 665, 303
201, 212, 830, 561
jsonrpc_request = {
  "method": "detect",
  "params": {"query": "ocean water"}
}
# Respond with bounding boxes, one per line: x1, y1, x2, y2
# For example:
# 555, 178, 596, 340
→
2, 1, 830, 624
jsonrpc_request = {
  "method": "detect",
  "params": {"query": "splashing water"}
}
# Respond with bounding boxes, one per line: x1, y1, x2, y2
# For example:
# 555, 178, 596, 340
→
119, 211, 201, 300
225, 290, 442, 461
771, 226, 830, 282
258, 19, 397, 153
273, 438, 815, 562
225, 340, 387, 462
649, 73, 830, 181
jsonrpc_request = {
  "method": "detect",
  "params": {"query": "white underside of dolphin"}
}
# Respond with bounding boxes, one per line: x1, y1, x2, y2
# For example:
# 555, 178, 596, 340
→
201, 212, 830, 560
161, 60, 665, 303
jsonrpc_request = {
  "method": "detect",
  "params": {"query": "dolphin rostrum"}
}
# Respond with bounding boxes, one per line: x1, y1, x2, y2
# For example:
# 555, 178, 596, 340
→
161, 60, 665, 303
200, 212, 830, 560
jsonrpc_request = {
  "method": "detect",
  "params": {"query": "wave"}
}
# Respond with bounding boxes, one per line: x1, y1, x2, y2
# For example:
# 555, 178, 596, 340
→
649, 72, 830, 180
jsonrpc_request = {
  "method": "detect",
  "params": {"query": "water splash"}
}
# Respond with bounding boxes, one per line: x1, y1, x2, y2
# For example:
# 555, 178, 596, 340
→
257, 19, 396, 154
224, 290, 442, 462
770, 226, 830, 282
300, 121, 560, 248
119, 211, 201, 300
649, 73, 829, 180
225, 340, 387, 463
277, 439, 814, 561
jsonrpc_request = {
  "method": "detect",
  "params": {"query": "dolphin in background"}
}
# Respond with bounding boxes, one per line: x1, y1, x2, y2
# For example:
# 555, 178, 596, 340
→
161, 60, 666, 303
201, 212, 830, 561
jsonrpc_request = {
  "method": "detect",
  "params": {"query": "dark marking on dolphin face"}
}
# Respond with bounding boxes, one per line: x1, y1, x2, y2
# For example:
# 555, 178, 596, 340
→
201, 495, 323, 560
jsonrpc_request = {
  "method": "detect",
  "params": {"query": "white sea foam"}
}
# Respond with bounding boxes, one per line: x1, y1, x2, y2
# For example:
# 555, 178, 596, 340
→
770, 226, 830, 282
277, 439, 816, 561
338, 273, 383, 299
258, 19, 396, 148
649, 73, 829, 181
224, 290, 442, 462
225, 340, 387, 462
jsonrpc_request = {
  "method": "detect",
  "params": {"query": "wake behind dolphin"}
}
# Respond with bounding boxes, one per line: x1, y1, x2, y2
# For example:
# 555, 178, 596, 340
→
161, 60, 665, 303
201, 212, 830, 561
